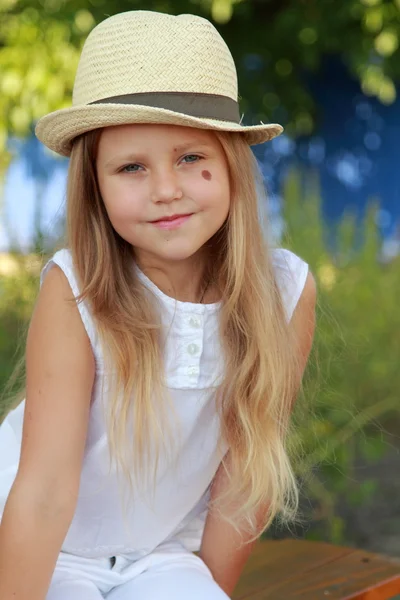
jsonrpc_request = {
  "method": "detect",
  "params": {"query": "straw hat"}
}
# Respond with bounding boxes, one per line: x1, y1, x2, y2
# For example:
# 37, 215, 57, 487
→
35, 10, 283, 156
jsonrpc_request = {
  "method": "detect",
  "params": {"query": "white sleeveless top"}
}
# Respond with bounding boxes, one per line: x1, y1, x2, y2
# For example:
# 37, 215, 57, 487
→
0, 248, 308, 559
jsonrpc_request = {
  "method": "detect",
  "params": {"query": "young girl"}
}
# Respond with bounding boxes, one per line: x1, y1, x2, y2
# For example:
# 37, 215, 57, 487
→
0, 10, 316, 600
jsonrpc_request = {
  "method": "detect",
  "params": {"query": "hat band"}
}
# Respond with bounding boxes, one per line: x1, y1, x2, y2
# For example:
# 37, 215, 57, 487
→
89, 91, 241, 123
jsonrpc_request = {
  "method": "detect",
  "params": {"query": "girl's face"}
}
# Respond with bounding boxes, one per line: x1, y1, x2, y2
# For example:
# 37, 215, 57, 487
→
96, 124, 231, 265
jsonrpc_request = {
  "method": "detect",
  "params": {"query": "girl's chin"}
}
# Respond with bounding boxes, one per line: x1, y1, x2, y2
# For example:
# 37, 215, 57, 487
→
127, 234, 209, 262
153, 247, 203, 262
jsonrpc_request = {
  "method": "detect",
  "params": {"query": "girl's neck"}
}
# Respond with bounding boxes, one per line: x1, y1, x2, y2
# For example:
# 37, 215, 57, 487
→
134, 248, 215, 304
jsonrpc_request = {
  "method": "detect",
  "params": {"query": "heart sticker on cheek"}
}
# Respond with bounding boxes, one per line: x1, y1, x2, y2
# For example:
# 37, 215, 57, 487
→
202, 170, 212, 181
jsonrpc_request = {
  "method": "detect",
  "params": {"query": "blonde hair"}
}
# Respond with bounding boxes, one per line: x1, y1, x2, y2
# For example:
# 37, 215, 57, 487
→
67, 128, 302, 544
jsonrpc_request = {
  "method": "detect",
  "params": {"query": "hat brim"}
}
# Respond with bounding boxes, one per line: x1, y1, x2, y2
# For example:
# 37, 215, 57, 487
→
35, 103, 283, 157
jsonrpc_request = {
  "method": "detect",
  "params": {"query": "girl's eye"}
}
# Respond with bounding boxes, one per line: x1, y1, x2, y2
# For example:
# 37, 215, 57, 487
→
182, 154, 202, 164
120, 156, 202, 172
122, 164, 142, 173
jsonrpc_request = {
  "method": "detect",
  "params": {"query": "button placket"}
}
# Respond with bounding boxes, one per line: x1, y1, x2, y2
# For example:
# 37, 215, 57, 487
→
184, 312, 204, 383
187, 365, 200, 377
188, 315, 202, 328
187, 342, 200, 355
187, 340, 201, 378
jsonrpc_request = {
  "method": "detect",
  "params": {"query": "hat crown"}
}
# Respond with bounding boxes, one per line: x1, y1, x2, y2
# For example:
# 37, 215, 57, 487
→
73, 11, 238, 106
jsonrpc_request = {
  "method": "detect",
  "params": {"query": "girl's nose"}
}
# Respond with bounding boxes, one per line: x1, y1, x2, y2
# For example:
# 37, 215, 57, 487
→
150, 169, 183, 204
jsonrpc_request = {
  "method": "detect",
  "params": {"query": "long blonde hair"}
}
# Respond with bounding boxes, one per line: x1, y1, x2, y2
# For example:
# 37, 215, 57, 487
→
67, 128, 302, 543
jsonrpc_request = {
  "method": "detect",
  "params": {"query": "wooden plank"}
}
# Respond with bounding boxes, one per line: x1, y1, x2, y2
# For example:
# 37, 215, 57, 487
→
235, 542, 400, 600
249, 540, 353, 566
274, 549, 400, 600
353, 576, 400, 599
233, 540, 354, 599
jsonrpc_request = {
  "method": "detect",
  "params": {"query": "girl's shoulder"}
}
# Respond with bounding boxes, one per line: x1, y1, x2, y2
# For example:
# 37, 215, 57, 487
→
40, 248, 102, 367
40, 248, 74, 289
270, 248, 309, 322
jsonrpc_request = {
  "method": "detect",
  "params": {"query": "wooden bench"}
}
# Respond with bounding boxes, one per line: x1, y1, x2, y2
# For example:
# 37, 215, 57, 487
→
233, 539, 400, 599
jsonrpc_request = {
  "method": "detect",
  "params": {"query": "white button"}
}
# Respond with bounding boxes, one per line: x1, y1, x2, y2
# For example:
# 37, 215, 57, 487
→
188, 366, 199, 377
187, 343, 199, 355
189, 316, 201, 328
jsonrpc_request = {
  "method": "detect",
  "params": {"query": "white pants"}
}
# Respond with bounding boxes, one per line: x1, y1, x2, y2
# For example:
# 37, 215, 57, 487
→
47, 540, 230, 599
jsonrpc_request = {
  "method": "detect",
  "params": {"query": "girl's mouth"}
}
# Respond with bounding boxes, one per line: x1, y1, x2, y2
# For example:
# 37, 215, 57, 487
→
150, 214, 193, 230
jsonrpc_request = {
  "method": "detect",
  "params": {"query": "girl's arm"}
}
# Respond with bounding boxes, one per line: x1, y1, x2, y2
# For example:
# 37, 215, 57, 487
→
200, 271, 317, 597
0, 265, 95, 600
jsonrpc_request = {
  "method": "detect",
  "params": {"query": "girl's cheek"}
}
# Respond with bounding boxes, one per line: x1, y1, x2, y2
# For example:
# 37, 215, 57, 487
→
104, 198, 131, 221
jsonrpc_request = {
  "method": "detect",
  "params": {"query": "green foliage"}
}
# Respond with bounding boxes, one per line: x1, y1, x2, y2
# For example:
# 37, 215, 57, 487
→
0, 173, 399, 544
1, 0, 400, 157
282, 168, 400, 541
0, 255, 40, 420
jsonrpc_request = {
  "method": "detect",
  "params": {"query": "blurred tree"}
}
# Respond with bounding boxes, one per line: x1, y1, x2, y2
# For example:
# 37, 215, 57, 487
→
1, 0, 400, 160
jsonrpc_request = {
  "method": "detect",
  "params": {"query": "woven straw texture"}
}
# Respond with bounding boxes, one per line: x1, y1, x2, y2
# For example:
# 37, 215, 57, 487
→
35, 11, 283, 156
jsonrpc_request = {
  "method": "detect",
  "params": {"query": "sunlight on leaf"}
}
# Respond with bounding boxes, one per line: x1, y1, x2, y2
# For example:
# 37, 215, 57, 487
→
317, 263, 338, 291
9, 106, 31, 134
46, 77, 65, 103
42, 0, 64, 13
361, 64, 384, 95
74, 10, 95, 34
211, 0, 233, 23
275, 58, 293, 77
1, 71, 23, 97
360, 0, 382, 6
363, 7, 383, 32
374, 29, 398, 56
31, 96, 50, 121
299, 27, 318, 45
378, 77, 396, 104
25, 66, 48, 91
0, 0, 17, 11
0, 126, 7, 153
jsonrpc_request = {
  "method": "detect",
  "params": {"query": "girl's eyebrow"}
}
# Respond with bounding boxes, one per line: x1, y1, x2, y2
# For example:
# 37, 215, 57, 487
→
105, 140, 212, 167
172, 140, 211, 153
